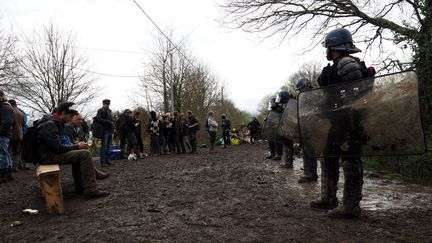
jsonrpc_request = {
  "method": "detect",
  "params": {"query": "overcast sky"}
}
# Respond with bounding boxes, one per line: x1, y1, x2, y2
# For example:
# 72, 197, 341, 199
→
2, 0, 333, 114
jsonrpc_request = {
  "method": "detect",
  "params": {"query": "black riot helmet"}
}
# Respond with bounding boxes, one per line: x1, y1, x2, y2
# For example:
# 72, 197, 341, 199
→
275, 91, 290, 104
323, 28, 361, 54
295, 78, 312, 91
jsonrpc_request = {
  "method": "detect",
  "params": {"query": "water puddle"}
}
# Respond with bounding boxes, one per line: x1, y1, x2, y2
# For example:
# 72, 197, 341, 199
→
266, 157, 432, 211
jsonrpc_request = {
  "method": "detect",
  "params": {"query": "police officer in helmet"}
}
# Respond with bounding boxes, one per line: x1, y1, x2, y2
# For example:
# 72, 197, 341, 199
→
274, 90, 295, 168
265, 96, 283, 160
295, 78, 319, 183
310, 28, 365, 218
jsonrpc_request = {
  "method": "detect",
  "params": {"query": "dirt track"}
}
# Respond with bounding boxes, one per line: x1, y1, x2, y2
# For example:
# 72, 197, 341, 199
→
1, 143, 432, 242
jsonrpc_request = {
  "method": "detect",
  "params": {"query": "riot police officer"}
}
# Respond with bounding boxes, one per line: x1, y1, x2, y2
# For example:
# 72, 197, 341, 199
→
265, 96, 283, 160
274, 91, 294, 168
309, 28, 366, 218
295, 78, 318, 182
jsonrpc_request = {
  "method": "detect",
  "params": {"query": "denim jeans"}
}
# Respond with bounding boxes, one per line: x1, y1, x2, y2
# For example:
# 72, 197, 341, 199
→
100, 131, 112, 165
0, 137, 11, 176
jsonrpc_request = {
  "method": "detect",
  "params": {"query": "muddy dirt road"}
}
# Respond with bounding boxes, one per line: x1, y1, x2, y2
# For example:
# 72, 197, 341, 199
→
1, 144, 432, 242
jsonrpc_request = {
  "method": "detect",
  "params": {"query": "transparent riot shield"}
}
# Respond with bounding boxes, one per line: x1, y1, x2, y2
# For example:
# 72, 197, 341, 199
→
262, 111, 282, 141
298, 71, 426, 157
277, 99, 300, 142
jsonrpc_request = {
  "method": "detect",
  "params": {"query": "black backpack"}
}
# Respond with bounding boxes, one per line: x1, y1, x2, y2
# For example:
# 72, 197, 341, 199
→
21, 120, 44, 165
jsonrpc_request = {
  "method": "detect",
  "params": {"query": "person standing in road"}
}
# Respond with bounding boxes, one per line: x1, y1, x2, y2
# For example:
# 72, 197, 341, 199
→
95, 99, 114, 167
220, 114, 231, 148
310, 28, 367, 219
133, 111, 145, 158
247, 117, 261, 144
0, 91, 14, 183
180, 112, 191, 153
8, 100, 29, 171
207, 111, 218, 153
187, 110, 199, 153
294, 78, 318, 183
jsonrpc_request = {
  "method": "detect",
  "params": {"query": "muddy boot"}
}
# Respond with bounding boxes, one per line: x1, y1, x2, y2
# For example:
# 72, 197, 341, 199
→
83, 188, 110, 199
327, 158, 363, 218
280, 156, 293, 168
265, 152, 275, 159
297, 175, 318, 183
310, 197, 338, 209
327, 204, 361, 219
95, 168, 109, 180
272, 154, 281, 161
310, 160, 338, 209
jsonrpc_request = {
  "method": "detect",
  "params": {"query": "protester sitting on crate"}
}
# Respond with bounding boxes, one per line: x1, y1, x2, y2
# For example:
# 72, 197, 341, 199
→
64, 112, 109, 193
36, 102, 109, 199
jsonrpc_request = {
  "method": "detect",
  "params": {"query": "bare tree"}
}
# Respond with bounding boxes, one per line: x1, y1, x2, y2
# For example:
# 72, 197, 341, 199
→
139, 31, 192, 113
222, 0, 432, 124
0, 27, 21, 90
222, 1, 429, 72
281, 62, 322, 94
181, 64, 222, 117
10, 22, 98, 114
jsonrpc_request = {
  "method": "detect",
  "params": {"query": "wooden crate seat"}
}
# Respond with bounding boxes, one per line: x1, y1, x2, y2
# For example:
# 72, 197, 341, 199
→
36, 164, 65, 215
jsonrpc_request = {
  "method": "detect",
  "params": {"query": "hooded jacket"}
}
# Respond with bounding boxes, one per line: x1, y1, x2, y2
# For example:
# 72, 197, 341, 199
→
0, 100, 14, 138
36, 115, 79, 164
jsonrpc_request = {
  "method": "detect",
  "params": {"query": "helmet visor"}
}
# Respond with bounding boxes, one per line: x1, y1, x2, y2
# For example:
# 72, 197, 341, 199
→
275, 94, 282, 103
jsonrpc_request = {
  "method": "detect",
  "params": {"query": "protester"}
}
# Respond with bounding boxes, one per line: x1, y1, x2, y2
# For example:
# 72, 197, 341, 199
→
187, 110, 199, 153
8, 99, 28, 171
36, 102, 109, 198
147, 111, 160, 156
0, 91, 14, 183
173, 112, 183, 154
180, 112, 191, 153
206, 111, 218, 153
133, 111, 145, 158
247, 117, 261, 143
220, 114, 231, 148
95, 99, 114, 167
64, 112, 109, 193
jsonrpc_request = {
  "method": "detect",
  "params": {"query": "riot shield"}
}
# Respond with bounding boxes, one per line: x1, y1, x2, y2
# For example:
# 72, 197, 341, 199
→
277, 99, 300, 142
298, 71, 425, 157
262, 111, 282, 141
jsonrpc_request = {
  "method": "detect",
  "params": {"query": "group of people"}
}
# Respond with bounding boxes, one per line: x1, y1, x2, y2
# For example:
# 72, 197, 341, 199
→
0, 98, 109, 197
147, 110, 200, 156
264, 28, 375, 219
0, 92, 29, 182
0, 28, 372, 219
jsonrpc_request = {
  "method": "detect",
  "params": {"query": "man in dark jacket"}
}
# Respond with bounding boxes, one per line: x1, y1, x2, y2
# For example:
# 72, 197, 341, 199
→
187, 110, 199, 153
95, 99, 114, 167
133, 111, 145, 158
221, 114, 231, 148
0, 91, 14, 183
37, 102, 109, 199
8, 99, 29, 171
247, 117, 261, 143
64, 112, 109, 193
